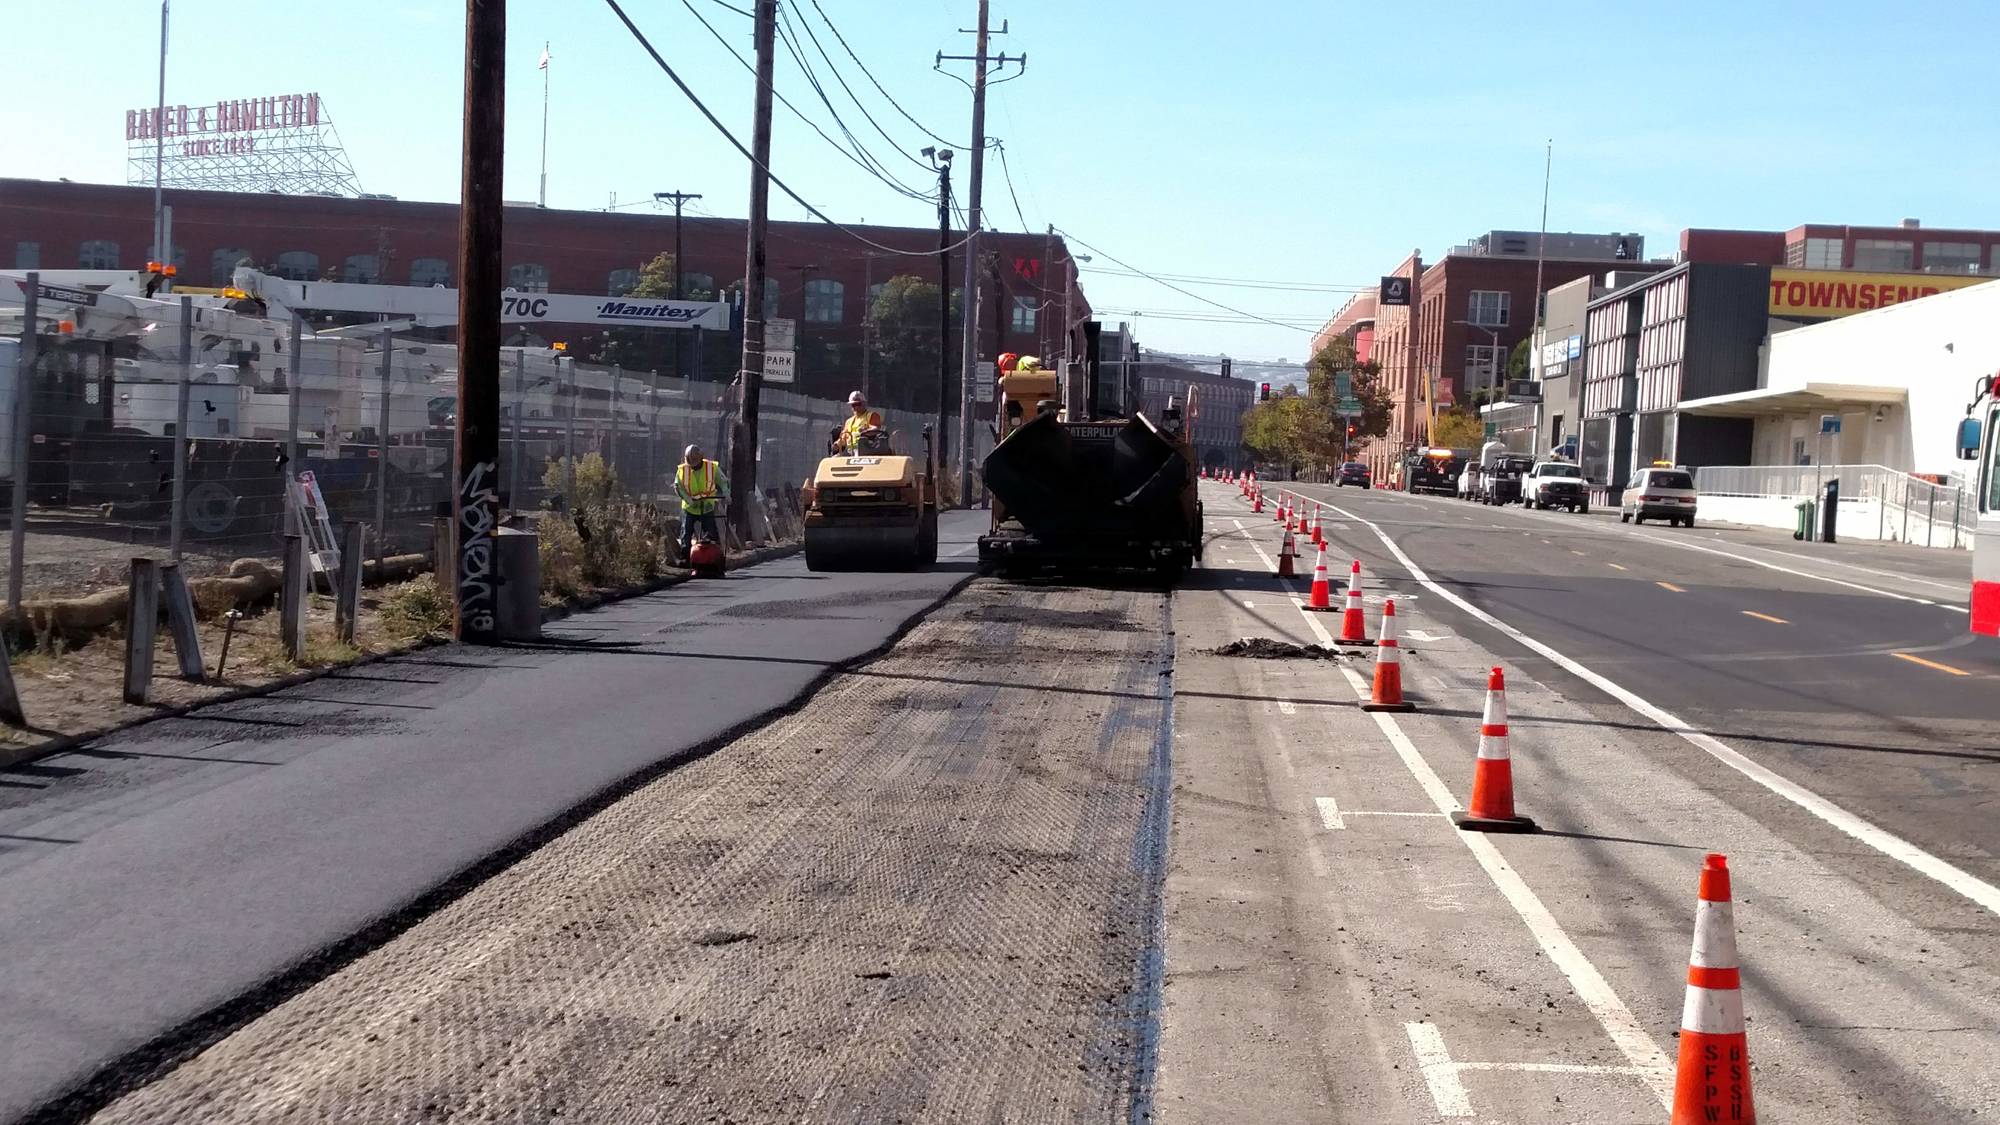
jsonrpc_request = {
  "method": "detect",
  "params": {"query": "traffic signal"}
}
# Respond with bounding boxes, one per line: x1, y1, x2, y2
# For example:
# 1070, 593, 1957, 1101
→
1260, 382, 1271, 402
1347, 423, 1357, 438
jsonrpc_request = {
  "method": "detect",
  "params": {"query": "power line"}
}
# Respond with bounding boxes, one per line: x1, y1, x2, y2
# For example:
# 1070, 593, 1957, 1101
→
807, 0, 971, 150
785, 1, 933, 173
1080, 266, 1376, 293
604, 0, 976, 257
993, 139, 1030, 233
677, 0, 930, 202
772, 4, 930, 195
1056, 227, 1315, 334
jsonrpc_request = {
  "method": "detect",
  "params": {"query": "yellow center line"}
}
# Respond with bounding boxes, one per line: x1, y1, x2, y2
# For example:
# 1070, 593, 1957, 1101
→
1656, 581, 1686, 593
1741, 611, 1789, 625
1607, 563, 1628, 571
1892, 652, 1971, 677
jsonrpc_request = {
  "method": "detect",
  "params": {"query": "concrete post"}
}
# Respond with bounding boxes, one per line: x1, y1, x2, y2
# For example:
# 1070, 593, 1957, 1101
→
159, 560, 204, 680
335, 520, 364, 644
123, 557, 161, 703
281, 533, 306, 662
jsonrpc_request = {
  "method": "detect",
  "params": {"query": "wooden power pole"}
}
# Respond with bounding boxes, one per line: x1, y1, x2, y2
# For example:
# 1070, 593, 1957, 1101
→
454, 0, 505, 641
731, 0, 777, 533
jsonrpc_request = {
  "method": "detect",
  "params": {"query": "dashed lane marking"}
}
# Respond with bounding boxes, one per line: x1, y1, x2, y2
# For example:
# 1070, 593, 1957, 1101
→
1606, 563, 1628, 571
1892, 651, 1971, 677
1326, 500, 2000, 920
1316, 796, 1344, 830
1656, 581, 1686, 593
1741, 611, 1789, 625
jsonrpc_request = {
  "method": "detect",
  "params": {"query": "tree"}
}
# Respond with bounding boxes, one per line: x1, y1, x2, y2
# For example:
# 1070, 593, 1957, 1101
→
1431, 408, 1485, 450
865, 274, 960, 413
1508, 338, 1532, 381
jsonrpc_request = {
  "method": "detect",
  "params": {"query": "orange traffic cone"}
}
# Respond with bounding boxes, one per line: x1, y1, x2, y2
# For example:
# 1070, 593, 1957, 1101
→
1335, 560, 1369, 644
1361, 599, 1415, 712
1277, 527, 1297, 577
1673, 853, 1755, 1125
1276, 495, 1289, 524
1311, 506, 1324, 547
1452, 667, 1537, 833
1251, 487, 1263, 513
1300, 543, 1333, 610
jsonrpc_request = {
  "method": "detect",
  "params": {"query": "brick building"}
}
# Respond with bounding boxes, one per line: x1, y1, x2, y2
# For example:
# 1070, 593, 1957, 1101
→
1311, 292, 1376, 365
1682, 220, 2000, 273
1134, 358, 1256, 472
0, 177, 1090, 410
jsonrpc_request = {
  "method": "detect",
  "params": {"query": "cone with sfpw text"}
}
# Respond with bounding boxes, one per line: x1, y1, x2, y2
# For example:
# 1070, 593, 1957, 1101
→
1672, 854, 1756, 1125
1300, 543, 1333, 610
1361, 599, 1415, 712
1451, 667, 1538, 833
1333, 560, 1369, 642
1277, 526, 1297, 578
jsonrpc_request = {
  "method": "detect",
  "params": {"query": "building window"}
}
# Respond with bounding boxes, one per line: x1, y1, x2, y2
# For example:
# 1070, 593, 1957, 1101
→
1853, 239, 1914, 271
680, 272, 715, 299
508, 262, 549, 292
410, 257, 450, 287
1011, 296, 1038, 334
1803, 237, 1842, 269
804, 278, 845, 323
274, 250, 319, 281
607, 268, 640, 296
763, 278, 781, 319
78, 239, 119, 269
866, 281, 887, 311
1467, 290, 1510, 327
341, 254, 381, 284
1922, 241, 1981, 275
15, 241, 39, 269
1464, 344, 1505, 389
210, 248, 250, 285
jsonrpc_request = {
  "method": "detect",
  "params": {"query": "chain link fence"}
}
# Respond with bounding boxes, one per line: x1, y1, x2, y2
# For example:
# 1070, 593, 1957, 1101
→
2, 307, 981, 611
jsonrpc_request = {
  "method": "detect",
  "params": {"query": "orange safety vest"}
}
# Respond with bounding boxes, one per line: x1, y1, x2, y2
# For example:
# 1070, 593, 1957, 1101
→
676, 459, 721, 515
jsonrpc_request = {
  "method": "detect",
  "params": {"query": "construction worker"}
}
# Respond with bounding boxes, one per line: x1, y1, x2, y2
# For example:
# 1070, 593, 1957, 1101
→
837, 391, 885, 453
675, 443, 727, 557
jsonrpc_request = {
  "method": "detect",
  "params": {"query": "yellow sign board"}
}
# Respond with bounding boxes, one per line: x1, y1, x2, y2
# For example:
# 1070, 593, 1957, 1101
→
1768, 268, 1987, 319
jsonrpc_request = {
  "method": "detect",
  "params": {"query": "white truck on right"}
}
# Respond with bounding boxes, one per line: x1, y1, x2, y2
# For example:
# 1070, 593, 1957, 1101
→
1523, 460, 1588, 513
1957, 374, 1999, 636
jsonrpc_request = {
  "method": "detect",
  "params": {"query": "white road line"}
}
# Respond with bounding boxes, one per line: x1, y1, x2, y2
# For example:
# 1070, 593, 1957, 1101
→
1276, 699, 1297, 715
1345, 810, 1447, 819
1316, 796, 1344, 830
1405, 1023, 1474, 1117
1327, 501, 2000, 920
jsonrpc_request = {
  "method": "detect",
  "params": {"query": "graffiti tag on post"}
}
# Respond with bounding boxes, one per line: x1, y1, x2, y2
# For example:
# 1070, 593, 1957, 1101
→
457, 460, 498, 636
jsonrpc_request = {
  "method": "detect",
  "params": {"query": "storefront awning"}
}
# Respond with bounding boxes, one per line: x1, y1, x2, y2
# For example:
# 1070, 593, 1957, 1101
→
1677, 382, 1906, 417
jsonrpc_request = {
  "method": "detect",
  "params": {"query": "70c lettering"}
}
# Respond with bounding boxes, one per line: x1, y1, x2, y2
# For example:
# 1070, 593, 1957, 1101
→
502, 295, 550, 319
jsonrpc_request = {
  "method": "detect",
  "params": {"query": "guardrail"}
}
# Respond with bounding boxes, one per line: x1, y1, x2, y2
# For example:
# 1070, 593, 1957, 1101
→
1692, 463, 1972, 549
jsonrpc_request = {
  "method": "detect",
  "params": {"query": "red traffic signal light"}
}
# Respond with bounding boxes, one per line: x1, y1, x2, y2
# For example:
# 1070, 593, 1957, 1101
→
1347, 423, 1357, 437
1259, 382, 1271, 401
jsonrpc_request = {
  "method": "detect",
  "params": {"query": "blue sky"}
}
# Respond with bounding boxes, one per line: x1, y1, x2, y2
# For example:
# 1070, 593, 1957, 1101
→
6, 0, 1998, 362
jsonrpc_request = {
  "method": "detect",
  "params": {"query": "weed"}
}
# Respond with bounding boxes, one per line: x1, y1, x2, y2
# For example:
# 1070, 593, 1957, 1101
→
379, 579, 453, 639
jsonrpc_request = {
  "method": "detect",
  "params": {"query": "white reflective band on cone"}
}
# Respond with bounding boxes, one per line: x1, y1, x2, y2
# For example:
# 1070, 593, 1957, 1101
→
1681, 984, 1745, 1035
1689, 901, 1739, 968
1477, 733, 1509, 760
1483, 688, 1508, 727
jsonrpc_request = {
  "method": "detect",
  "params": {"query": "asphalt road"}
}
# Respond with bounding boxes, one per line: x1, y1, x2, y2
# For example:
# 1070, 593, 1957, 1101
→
1280, 482, 2000, 934
0, 510, 987, 1125
1166, 485, 2000, 1122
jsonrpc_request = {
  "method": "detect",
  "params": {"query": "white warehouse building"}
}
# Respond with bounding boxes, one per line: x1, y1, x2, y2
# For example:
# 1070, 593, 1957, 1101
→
1679, 279, 1999, 477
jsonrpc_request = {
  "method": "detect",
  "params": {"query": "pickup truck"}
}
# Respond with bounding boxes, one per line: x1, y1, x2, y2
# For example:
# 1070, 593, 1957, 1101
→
1478, 454, 1536, 505
1524, 461, 1589, 512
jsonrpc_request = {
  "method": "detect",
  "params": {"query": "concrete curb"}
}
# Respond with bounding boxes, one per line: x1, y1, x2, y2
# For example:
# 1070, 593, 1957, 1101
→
0, 541, 806, 774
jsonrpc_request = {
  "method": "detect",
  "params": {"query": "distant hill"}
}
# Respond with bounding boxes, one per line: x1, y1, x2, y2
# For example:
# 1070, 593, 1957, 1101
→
1144, 349, 1308, 391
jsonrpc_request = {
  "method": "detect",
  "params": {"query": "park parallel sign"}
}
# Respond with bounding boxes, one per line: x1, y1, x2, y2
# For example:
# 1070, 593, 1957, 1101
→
1767, 268, 1986, 319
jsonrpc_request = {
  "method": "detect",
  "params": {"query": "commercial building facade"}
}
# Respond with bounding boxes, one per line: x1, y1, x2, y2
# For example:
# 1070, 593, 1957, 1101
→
1135, 359, 1256, 472
0, 177, 1090, 410
1312, 292, 1376, 365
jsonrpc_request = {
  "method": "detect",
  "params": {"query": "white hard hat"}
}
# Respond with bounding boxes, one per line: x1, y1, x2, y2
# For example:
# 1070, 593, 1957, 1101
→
848, 391, 866, 404
684, 444, 701, 457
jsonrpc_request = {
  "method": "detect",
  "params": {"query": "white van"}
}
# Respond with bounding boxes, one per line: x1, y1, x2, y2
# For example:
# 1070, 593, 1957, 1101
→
1619, 464, 1698, 527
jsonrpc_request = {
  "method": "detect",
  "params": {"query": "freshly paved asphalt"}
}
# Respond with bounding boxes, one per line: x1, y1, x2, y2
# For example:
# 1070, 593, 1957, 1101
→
1283, 481, 2000, 926
0, 511, 985, 1124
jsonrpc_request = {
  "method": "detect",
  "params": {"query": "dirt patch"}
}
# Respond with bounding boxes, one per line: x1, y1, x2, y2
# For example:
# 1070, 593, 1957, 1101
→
1203, 637, 1349, 660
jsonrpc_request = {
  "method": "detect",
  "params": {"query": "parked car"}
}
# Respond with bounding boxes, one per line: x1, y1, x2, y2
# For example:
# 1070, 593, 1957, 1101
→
1458, 464, 1480, 499
1620, 464, 1698, 526
1338, 461, 1372, 487
1525, 461, 1588, 512
1478, 454, 1536, 505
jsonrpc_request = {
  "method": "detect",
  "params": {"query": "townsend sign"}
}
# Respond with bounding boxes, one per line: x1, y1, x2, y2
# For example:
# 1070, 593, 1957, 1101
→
1767, 267, 1985, 319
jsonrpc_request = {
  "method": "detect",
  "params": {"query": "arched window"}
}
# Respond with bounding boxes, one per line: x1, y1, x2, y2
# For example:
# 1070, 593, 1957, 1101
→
274, 251, 319, 281
409, 257, 450, 287
680, 272, 715, 299
508, 263, 550, 292
763, 277, 781, 319
606, 268, 640, 296
211, 248, 250, 286
804, 278, 845, 324
78, 240, 119, 269
341, 254, 381, 284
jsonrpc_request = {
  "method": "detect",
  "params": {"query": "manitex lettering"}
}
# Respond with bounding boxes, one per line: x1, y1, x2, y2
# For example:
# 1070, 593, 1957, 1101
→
595, 300, 709, 323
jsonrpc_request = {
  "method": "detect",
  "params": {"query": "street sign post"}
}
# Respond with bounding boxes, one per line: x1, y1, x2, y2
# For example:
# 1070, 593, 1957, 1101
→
1820, 413, 1842, 435
763, 317, 796, 384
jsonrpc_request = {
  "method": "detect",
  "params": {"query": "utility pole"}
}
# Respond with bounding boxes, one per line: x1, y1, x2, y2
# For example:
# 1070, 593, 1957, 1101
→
153, 1, 169, 265
731, 0, 776, 533
454, 0, 505, 642
655, 190, 701, 385
860, 253, 873, 400
928, 149, 954, 447
537, 42, 552, 208
939, 2, 1023, 501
